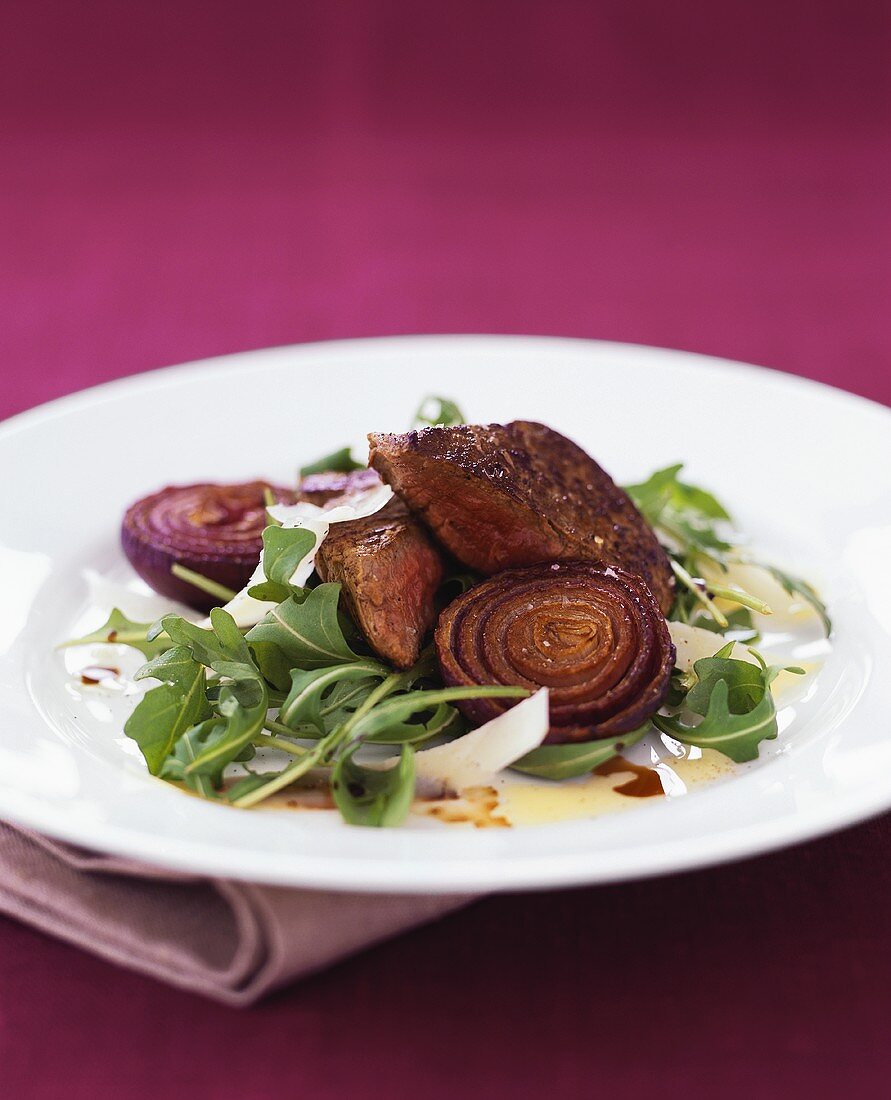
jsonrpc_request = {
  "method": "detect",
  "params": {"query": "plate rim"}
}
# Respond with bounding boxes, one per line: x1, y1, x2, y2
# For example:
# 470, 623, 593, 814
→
3, 333, 888, 441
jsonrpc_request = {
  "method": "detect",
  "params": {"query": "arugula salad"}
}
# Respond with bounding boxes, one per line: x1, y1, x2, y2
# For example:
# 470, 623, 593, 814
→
61, 397, 830, 827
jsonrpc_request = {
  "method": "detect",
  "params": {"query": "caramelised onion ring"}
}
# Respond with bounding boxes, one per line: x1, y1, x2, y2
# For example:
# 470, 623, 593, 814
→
121, 482, 291, 611
435, 561, 675, 744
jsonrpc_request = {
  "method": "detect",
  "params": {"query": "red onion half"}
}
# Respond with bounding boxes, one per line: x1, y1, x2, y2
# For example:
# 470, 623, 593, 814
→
121, 482, 291, 610
435, 561, 674, 744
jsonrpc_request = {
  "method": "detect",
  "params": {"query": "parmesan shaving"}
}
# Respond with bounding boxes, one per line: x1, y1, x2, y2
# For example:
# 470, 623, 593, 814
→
668, 621, 760, 671
414, 688, 550, 792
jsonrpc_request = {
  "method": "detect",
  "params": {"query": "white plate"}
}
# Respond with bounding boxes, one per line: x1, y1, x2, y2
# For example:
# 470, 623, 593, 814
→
1, 336, 889, 893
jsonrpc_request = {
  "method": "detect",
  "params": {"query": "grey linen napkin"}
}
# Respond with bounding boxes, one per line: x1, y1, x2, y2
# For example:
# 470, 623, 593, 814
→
0, 823, 469, 1005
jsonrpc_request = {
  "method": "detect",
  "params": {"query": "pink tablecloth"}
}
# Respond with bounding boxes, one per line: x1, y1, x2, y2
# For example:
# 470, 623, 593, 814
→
1, 1, 889, 1096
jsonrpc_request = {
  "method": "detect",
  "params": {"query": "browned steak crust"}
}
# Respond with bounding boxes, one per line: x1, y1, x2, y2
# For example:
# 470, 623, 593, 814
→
368, 421, 674, 614
297, 472, 444, 669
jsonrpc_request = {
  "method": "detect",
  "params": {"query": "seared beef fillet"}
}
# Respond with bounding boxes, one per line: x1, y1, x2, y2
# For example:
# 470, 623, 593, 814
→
297, 470, 444, 669
368, 421, 674, 614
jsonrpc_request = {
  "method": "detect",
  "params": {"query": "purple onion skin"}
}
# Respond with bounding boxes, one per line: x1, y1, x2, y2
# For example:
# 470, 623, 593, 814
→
297, 467, 381, 505
121, 482, 291, 611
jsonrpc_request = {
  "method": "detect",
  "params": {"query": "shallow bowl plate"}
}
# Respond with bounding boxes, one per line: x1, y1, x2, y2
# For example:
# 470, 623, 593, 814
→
1, 335, 889, 892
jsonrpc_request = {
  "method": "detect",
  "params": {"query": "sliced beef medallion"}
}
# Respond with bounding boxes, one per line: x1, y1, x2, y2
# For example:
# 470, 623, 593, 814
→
297, 469, 444, 669
368, 420, 675, 614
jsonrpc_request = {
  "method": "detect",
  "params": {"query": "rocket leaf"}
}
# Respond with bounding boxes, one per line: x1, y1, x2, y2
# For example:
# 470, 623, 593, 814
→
759, 562, 831, 636
299, 446, 364, 478
684, 652, 765, 716
277, 659, 390, 735
511, 725, 648, 780
360, 700, 467, 746
160, 717, 232, 796
156, 607, 263, 706
351, 685, 528, 741
123, 648, 212, 774
413, 396, 466, 428
653, 649, 804, 763
332, 743, 416, 827
246, 583, 358, 669
653, 679, 780, 763
260, 526, 317, 594
59, 608, 172, 659
178, 684, 268, 779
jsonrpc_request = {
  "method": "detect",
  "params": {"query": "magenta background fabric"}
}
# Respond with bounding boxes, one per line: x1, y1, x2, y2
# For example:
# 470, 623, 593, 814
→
1, 1, 889, 1096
